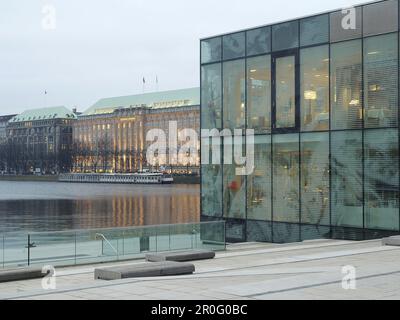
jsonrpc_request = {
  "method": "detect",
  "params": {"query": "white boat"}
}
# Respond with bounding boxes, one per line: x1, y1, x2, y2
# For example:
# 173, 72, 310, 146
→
58, 172, 174, 184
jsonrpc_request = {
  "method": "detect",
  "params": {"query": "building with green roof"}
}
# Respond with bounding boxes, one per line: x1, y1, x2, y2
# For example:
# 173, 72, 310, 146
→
9, 106, 77, 123
6, 106, 77, 174
84, 87, 199, 116
73, 88, 200, 174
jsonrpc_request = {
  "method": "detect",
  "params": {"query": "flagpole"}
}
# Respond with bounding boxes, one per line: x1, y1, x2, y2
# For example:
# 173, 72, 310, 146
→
156, 76, 159, 92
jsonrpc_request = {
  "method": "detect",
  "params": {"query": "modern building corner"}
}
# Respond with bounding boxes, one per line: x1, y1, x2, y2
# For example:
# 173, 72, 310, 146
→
200, 0, 400, 243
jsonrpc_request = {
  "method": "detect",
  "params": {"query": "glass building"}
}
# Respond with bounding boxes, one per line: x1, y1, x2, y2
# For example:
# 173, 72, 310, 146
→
200, 0, 400, 243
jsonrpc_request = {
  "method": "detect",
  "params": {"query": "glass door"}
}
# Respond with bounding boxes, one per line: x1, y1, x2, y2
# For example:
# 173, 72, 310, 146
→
272, 51, 299, 132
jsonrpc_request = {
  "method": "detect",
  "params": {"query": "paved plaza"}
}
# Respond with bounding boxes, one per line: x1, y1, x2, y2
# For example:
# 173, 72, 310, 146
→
0, 239, 399, 300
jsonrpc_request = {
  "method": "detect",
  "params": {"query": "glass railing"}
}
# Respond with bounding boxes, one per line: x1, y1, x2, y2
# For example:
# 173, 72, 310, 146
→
0, 221, 225, 269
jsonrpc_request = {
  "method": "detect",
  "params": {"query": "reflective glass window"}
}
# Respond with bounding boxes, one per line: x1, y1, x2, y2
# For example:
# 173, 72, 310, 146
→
331, 40, 363, 130
201, 134, 223, 217
272, 21, 299, 51
364, 33, 398, 128
330, 8, 362, 43
363, 0, 398, 37
331, 130, 363, 227
275, 55, 296, 129
201, 37, 222, 64
247, 55, 271, 133
300, 14, 329, 46
247, 135, 272, 221
364, 129, 399, 231
223, 59, 246, 130
300, 132, 330, 225
201, 63, 222, 129
223, 138, 246, 219
223, 32, 245, 60
247, 27, 271, 56
272, 134, 299, 223
300, 45, 329, 131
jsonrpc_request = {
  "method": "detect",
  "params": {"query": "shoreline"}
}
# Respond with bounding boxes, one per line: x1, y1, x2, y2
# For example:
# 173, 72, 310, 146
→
0, 175, 59, 182
0, 175, 200, 184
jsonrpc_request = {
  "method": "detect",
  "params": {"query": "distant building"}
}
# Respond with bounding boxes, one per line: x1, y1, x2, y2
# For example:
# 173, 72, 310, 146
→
0, 114, 17, 172
6, 106, 77, 174
0, 114, 17, 142
72, 88, 200, 174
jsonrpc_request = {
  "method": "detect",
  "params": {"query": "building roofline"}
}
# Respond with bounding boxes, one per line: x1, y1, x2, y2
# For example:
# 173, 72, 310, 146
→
9, 106, 77, 123
76, 104, 200, 120
84, 87, 200, 116
200, 0, 384, 41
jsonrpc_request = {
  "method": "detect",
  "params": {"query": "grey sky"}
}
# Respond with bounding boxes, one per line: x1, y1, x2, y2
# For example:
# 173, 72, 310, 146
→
0, 0, 365, 114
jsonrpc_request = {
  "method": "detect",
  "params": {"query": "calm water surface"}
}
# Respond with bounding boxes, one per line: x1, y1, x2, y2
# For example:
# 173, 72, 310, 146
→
0, 181, 200, 234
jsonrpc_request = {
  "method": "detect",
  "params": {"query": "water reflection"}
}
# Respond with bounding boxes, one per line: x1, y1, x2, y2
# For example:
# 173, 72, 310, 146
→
0, 182, 200, 233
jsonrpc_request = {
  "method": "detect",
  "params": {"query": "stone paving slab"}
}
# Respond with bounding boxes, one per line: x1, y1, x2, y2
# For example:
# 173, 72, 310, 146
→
1, 239, 400, 300
0, 267, 47, 283
146, 250, 215, 262
94, 261, 195, 280
383, 236, 400, 247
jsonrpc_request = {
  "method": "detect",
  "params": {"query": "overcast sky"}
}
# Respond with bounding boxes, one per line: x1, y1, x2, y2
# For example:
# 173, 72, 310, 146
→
0, 0, 366, 114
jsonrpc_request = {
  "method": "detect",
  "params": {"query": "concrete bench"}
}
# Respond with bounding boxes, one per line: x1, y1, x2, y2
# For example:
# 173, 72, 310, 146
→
382, 236, 400, 247
94, 261, 195, 281
0, 268, 48, 283
145, 250, 215, 262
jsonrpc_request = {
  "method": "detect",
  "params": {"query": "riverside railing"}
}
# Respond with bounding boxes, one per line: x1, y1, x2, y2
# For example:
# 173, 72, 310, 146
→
0, 221, 225, 269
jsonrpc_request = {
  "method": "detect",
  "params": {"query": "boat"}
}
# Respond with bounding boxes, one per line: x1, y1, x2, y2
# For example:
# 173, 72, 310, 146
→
58, 172, 174, 184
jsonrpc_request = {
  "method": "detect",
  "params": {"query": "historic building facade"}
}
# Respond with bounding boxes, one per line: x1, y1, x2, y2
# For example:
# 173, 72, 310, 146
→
6, 107, 76, 174
72, 88, 200, 174
0, 114, 17, 172
200, 0, 400, 243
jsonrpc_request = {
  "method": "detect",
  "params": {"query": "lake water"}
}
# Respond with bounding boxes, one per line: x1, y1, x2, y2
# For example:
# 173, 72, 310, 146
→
0, 181, 200, 234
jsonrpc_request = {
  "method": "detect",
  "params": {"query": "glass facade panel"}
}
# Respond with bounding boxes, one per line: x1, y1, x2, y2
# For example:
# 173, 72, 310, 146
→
330, 8, 362, 43
275, 55, 296, 129
300, 14, 329, 46
246, 27, 271, 56
223, 140, 246, 219
223, 32, 246, 60
273, 222, 300, 243
201, 137, 223, 218
201, 37, 222, 64
364, 33, 398, 128
225, 220, 245, 242
247, 135, 272, 221
364, 129, 399, 231
246, 220, 272, 243
363, 0, 398, 37
223, 60, 246, 130
272, 134, 299, 223
331, 40, 363, 130
272, 21, 299, 51
201, 63, 222, 129
300, 132, 330, 225
300, 45, 329, 131
331, 131, 363, 228
247, 55, 271, 133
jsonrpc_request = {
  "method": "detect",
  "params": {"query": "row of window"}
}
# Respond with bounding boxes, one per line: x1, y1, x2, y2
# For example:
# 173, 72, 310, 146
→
201, 128, 400, 232
201, 33, 399, 133
201, 0, 399, 63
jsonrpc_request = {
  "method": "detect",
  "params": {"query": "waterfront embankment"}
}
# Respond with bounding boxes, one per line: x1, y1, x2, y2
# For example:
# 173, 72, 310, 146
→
0, 175, 199, 184
0, 175, 58, 182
